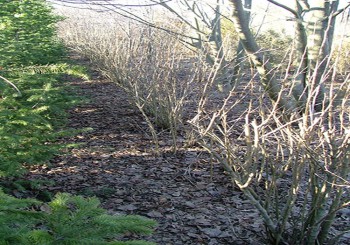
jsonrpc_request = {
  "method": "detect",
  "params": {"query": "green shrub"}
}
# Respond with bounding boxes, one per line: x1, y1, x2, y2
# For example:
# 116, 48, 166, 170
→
0, 3, 156, 245
256, 29, 293, 66
0, 0, 76, 176
0, 0, 64, 67
0, 67, 83, 177
332, 38, 350, 75
0, 190, 156, 245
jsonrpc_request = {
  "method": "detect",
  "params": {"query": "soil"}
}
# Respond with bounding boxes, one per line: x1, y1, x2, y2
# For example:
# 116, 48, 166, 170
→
24, 55, 350, 245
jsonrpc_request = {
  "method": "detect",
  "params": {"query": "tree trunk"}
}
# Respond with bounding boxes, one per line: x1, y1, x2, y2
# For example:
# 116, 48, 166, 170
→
231, 0, 252, 85
292, 1, 309, 110
304, 0, 339, 111
229, 0, 298, 113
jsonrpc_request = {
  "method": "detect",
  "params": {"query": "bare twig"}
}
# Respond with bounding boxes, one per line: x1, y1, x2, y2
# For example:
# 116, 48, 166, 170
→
0, 75, 22, 97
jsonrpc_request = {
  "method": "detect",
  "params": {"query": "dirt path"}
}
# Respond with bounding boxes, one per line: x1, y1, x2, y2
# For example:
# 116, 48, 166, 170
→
27, 56, 265, 245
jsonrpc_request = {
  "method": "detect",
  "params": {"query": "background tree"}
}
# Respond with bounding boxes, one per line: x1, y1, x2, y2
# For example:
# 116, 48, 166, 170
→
230, 0, 349, 113
57, 0, 348, 113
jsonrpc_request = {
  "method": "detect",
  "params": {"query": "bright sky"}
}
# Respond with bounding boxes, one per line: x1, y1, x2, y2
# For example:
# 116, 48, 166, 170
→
49, 0, 349, 35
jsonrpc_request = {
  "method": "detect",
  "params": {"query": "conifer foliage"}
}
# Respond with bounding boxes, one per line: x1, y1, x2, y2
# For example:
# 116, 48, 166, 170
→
0, 190, 156, 244
0, 0, 157, 244
0, 0, 72, 176
0, 0, 64, 67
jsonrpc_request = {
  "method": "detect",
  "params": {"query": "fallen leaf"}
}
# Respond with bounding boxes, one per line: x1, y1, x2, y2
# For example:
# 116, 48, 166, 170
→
200, 228, 222, 237
117, 204, 138, 211
146, 210, 163, 218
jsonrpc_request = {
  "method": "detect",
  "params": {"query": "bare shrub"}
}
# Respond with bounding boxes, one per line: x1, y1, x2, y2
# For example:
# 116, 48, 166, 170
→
191, 54, 350, 244
57, 10, 203, 152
